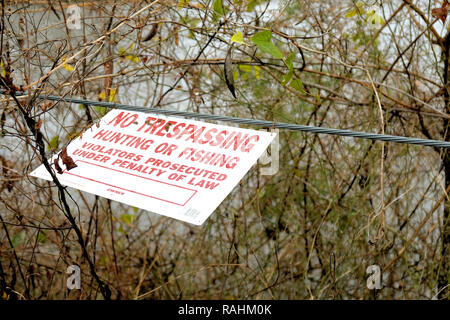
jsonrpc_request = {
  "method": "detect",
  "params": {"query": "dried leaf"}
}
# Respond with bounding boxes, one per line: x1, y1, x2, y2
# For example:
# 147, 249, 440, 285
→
40, 102, 53, 112
0, 110, 5, 137
174, 25, 180, 46
143, 23, 158, 42
224, 46, 236, 98
0, 156, 14, 192
34, 117, 42, 130
54, 158, 63, 174
104, 60, 113, 98
432, 0, 450, 23
60, 147, 78, 171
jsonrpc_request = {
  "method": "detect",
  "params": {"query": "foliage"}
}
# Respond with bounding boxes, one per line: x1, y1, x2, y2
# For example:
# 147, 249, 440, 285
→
0, 0, 449, 301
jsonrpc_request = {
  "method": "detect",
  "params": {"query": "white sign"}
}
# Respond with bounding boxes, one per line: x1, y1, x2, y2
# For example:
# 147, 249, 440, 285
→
30, 110, 276, 225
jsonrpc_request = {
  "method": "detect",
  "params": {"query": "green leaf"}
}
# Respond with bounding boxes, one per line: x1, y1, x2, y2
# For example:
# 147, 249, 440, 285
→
250, 30, 283, 59
282, 52, 295, 84
345, 1, 364, 18
96, 106, 107, 116
120, 213, 134, 224
285, 52, 294, 67
48, 136, 59, 150
345, 8, 359, 18
212, 0, 225, 22
246, 0, 258, 12
100, 255, 109, 265
184, 17, 201, 27
37, 230, 47, 243
11, 231, 26, 248
118, 225, 126, 235
316, 91, 321, 103
231, 30, 246, 45
290, 78, 304, 93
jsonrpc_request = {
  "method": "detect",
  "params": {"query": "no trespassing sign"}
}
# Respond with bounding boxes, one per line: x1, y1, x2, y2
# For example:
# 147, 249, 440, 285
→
30, 109, 276, 225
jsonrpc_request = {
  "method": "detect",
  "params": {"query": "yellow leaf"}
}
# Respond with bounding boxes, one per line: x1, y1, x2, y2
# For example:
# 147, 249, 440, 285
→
239, 64, 252, 73
118, 47, 127, 56
345, 8, 358, 18
125, 55, 139, 63
254, 65, 261, 79
98, 91, 106, 100
178, 0, 189, 9
108, 88, 117, 102
231, 30, 246, 45
118, 42, 137, 60
62, 57, 75, 72
366, 11, 384, 25
0, 61, 5, 77
98, 88, 116, 102
121, 213, 134, 224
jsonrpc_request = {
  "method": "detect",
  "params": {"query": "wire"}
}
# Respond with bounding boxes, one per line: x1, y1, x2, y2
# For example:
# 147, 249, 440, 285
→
4, 91, 450, 149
